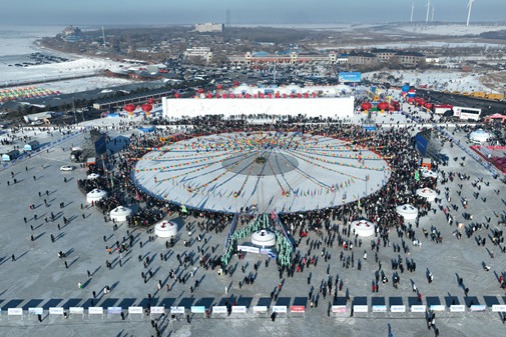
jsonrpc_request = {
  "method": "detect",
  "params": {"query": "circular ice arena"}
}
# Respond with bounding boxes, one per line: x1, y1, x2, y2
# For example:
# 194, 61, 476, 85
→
132, 131, 391, 214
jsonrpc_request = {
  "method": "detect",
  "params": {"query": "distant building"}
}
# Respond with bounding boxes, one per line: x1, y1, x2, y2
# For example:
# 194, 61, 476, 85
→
347, 52, 378, 66
23, 111, 54, 125
229, 51, 341, 65
195, 23, 223, 33
372, 49, 398, 62
62, 25, 81, 36
61, 25, 81, 42
425, 57, 440, 64
184, 47, 213, 63
103, 69, 130, 79
349, 49, 425, 68
394, 51, 425, 67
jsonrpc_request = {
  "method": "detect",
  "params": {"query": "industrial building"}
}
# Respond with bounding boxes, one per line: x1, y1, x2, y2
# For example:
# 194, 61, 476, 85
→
195, 23, 224, 33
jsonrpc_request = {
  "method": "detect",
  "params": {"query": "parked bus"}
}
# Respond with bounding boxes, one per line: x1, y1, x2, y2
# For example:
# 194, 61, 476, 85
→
432, 104, 453, 115
452, 106, 482, 121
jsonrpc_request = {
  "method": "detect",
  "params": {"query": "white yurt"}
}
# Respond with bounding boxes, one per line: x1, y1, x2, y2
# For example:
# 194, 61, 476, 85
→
251, 229, 276, 247
420, 168, 438, 179
396, 204, 419, 221
469, 129, 490, 144
416, 188, 437, 202
86, 189, 108, 203
351, 219, 375, 237
109, 206, 132, 222
154, 220, 178, 238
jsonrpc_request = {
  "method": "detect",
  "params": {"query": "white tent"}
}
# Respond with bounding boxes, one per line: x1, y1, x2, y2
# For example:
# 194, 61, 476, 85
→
154, 220, 178, 238
416, 188, 437, 202
469, 129, 490, 143
109, 206, 132, 222
251, 229, 276, 247
396, 204, 418, 221
86, 189, 108, 203
351, 219, 375, 237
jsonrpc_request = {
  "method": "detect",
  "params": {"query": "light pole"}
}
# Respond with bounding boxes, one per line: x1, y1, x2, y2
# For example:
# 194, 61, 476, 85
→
365, 174, 370, 197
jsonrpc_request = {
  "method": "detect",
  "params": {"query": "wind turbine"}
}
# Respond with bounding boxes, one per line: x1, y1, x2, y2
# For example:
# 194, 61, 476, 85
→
425, 0, 431, 23
466, 0, 475, 26
410, 1, 415, 23
431, 5, 435, 22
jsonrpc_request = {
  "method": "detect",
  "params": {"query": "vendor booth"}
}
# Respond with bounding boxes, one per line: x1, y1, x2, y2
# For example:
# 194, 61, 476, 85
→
351, 219, 375, 237
109, 206, 132, 222
396, 204, 419, 221
416, 188, 437, 202
469, 129, 490, 144
86, 189, 108, 203
251, 229, 276, 247
154, 220, 178, 238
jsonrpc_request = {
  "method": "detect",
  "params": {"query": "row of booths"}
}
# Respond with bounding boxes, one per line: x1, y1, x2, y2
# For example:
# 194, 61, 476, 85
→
2, 140, 40, 161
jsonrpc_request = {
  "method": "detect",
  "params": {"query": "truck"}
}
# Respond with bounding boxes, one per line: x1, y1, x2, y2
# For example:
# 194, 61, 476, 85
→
486, 93, 504, 101
471, 92, 486, 98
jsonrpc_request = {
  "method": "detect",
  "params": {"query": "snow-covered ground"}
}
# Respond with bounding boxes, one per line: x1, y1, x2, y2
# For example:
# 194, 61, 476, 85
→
363, 69, 501, 93
339, 41, 506, 49
0, 25, 137, 91
0, 57, 130, 86
397, 23, 506, 36
0, 25, 63, 56
27, 76, 136, 94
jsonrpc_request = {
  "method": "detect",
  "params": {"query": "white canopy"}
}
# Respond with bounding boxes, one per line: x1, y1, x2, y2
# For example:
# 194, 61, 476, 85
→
420, 167, 438, 179
86, 189, 108, 203
154, 220, 178, 238
251, 229, 276, 247
396, 204, 419, 221
469, 129, 490, 143
416, 188, 437, 202
109, 206, 132, 222
351, 219, 375, 237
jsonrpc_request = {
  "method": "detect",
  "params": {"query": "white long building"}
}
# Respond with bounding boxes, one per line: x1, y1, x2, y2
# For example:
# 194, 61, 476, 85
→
162, 96, 355, 120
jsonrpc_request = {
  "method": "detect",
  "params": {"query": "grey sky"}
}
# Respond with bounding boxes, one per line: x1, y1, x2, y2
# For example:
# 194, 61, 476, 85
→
0, 0, 504, 25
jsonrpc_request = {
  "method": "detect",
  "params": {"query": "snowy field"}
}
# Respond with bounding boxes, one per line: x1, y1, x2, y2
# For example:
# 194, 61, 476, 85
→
0, 25, 135, 90
0, 57, 131, 87
29, 76, 136, 94
0, 25, 63, 56
363, 69, 501, 93
339, 41, 506, 49
397, 23, 506, 36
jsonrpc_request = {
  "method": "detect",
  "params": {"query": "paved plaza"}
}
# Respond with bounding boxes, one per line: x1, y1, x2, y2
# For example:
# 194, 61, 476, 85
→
0, 116, 505, 337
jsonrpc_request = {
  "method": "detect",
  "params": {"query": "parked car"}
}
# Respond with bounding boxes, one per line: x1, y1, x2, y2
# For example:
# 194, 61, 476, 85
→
60, 165, 75, 171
